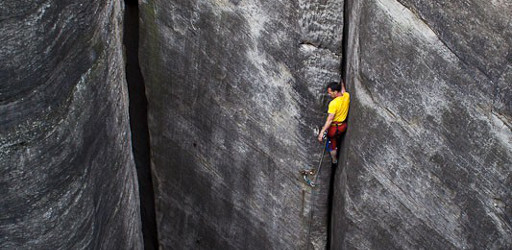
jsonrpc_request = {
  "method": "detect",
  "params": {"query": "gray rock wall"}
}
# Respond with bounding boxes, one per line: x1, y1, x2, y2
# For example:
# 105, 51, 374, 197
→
0, 1, 143, 248
3, 0, 509, 248
333, 0, 511, 248
139, 0, 343, 249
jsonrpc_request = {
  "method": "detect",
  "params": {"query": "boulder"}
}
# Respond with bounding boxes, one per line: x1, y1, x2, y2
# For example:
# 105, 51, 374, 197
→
333, 0, 511, 248
138, 0, 344, 248
0, 1, 143, 248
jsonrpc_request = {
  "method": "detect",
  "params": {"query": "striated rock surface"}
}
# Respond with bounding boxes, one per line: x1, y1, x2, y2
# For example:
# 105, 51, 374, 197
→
0, 1, 143, 248
139, 0, 343, 248
333, 0, 511, 249
3, 0, 509, 248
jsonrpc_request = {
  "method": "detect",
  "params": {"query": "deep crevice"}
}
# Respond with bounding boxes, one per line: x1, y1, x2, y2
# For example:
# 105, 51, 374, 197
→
326, 158, 337, 249
341, 0, 351, 81
327, 0, 352, 248
123, 1, 158, 249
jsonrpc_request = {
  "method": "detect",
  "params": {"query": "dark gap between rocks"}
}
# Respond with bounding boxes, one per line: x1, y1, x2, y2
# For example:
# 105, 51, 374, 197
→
123, 0, 158, 249
326, 133, 346, 249
326, 161, 336, 249
341, 1, 350, 81
326, 1, 352, 248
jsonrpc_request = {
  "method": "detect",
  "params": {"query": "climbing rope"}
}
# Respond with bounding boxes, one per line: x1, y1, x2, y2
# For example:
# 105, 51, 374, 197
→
302, 135, 328, 250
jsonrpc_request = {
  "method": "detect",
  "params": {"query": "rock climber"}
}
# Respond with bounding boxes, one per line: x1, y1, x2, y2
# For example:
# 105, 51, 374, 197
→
317, 81, 350, 167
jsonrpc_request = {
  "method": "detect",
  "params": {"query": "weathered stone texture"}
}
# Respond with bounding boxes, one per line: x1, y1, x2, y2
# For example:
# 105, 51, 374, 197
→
139, 0, 343, 249
0, 1, 143, 248
333, 0, 511, 249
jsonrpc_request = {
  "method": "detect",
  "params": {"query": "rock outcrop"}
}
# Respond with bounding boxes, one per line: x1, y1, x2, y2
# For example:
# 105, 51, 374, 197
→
2, 0, 510, 249
0, 1, 142, 248
138, 0, 344, 248
333, 0, 511, 248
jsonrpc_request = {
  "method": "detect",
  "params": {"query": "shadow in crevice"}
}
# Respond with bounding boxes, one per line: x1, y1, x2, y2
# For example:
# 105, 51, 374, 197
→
326, 0, 352, 248
326, 131, 346, 249
123, 0, 158, 249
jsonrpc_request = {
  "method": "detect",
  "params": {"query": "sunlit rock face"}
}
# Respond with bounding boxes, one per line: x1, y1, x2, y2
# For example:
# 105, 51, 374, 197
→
0, 1, 143, 248
333, 0, 511, 249
138, 0, 343, 248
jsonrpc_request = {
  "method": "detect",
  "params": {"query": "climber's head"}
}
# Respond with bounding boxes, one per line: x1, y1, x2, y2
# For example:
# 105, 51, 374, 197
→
326, 82, 341, 99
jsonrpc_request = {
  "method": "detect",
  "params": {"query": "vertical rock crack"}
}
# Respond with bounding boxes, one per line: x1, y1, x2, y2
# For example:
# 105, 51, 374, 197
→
327, 0, 352, 248
123, 0, 158, 249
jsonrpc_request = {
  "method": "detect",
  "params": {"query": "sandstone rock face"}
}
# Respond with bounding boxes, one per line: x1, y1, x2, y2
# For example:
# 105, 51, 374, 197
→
0, 1, 143, 248
333, 0, 511, 248
3, 0, 509, 248
139, 0, 343, 248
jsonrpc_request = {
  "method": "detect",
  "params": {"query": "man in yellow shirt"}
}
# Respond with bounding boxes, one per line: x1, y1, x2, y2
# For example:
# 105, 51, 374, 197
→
317, 81, 350, 166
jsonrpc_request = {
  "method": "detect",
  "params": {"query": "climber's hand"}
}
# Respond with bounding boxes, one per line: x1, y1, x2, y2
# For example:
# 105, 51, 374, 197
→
317, 133, 324, 142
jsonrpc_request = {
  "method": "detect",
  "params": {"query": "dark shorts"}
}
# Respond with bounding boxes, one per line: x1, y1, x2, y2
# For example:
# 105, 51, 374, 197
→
327, 122, 347, 151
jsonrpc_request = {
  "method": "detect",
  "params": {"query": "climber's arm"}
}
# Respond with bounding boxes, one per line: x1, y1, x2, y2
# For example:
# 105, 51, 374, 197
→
318, 113, 334, 142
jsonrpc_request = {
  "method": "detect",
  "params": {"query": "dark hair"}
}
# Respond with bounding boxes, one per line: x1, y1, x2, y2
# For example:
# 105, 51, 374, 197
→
326, 82, 341, 92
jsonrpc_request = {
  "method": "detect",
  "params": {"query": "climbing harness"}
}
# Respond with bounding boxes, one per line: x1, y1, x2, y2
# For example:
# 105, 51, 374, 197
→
332, 121, 345, 137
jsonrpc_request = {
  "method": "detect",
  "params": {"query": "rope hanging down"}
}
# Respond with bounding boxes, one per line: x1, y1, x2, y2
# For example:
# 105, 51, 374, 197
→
301, 133, 329, 249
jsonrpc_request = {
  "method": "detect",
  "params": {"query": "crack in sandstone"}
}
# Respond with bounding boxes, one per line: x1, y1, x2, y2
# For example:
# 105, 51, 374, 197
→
325, 0, 353, 249
394, 0, 494, 82
299, 41, 342, 57
492, 111, 512, 130
491, 66, 511, 115
123, 0, 158, 249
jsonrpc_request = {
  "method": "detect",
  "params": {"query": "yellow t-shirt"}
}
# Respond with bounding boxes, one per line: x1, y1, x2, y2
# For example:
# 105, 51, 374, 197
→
327, 92, 350, 122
